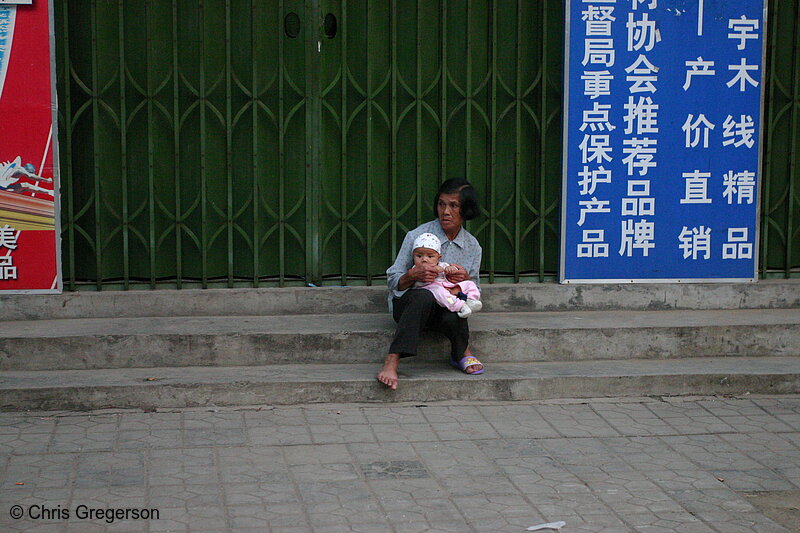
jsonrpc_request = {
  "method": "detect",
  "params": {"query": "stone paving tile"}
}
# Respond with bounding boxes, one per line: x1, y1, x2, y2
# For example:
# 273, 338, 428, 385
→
592, 402, 678, 436
439, 473, 524, 497
346, 442, 420, 464
47, 427, 117, 453
539, 512, 630, 533
712, 468, 796, 492
147, 447, 218, 486
283, 443, 351, 465
452, 493, 544, 531
183, 428, 247, 447
0, 432, 50, 455
242, 407, 307, 427
117, 429, 183, 450
148, 505, 228, 531
474, 437, 548, 459
303, 406, 369, 425
147, 483, 224, 509
478, 404, 560, 439
360, 460, 429, 480
682, 512, 790, 533
536, 404, 621, 438
538, 437, 614, 459
594, 487, 686, 515
227, 503, 310, 531
370, 423, 439, 443
420, 405, 491, 424
383, 497, 465, 527
368, 480, 444, 520
430, 421, 501, 441
0, 415, 57, 434
647, 400, 737, 434
305, 498, 387, 527
528, 490, 613, 516
224, 481, 299, 506
216, 446, 287, 485
118, 411, 182, 431
75, 451, 144, 489
308, 424, 376, 444
182, 412, 244, 430
313, 523, 393, 533
363, 406, 428, 425
411, 441, 500, 478
623, 511, 716, 532
72, 485, 146, 508
248, 424, 313, 446
3, 454, 75, 490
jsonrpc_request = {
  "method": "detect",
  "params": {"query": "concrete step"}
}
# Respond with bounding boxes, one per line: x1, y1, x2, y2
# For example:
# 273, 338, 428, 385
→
1, 280, 798, 320
2, 356, 798, 411
1, 309, 798, 371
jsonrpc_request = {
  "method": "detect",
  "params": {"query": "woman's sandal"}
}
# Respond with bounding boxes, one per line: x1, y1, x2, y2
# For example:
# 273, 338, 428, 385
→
450, 355, 485, 375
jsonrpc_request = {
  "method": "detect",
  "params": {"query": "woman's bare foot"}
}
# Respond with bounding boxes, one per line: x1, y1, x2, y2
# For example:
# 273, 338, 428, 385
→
377, 353, 400, 390
462, 347, 483, 374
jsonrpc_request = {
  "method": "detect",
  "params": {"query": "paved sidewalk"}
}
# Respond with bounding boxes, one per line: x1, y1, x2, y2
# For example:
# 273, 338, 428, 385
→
1, 396, 798, 532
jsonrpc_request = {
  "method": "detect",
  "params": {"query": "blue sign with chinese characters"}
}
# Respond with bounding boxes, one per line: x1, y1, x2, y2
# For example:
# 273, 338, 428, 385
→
561, 0, 766, 283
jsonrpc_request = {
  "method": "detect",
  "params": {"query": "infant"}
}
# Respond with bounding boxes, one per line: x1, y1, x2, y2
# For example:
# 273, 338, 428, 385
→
411, 232, 482, 318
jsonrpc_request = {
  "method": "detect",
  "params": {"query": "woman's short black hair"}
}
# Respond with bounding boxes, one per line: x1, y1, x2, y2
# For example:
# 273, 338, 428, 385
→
433, 178, 480, 221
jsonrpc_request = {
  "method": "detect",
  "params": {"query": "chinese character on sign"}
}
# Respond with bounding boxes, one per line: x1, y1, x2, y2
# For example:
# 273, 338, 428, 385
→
682, 114, 715, 148
678, 226, 712, 260
680, 170, 713, 204
578, 197, 612, 226
621, 180, 655, 216
577, 229, 609, 258
579, 134, 614, 164
583, 39, 616, 67
583, 4, 616, 35
631, 0, 658, 10
582, 70, 614, 99
619, 219, 655, 257
727, 58, 759, 91
683, 57, 716, 90
627, 12, 661, 52
722, 115, 755, 148
622, 138, 657, 175
722, 227, 753, 259
728, 16, 759, 50
0, 224, 18, 251
722, 170, 756, 205
624, 96, 659, 135
0, 256, 16, 281
578, 166, 613, 196
580, 102, 616, 132
625, 55, 659, 93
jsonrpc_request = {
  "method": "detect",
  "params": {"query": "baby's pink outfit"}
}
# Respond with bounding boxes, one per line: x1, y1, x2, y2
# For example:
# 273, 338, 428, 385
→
416, 262, 480, 313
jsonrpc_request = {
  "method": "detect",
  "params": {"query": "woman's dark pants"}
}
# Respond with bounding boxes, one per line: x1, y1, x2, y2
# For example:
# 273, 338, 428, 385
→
389, 289, 469, 361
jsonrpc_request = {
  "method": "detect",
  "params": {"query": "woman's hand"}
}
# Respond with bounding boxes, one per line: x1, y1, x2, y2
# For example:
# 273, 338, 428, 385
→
444, 264, 469, 283
410, 264, 439, 284
398, 263, 438, 290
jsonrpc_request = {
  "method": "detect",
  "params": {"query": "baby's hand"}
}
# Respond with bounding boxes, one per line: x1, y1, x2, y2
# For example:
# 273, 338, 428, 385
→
444, 265, 459, 274
435, 265, 446, 273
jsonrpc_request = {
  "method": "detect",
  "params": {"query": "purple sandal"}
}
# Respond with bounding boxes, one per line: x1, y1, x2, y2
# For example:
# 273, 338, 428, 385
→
450, 356, 485, 375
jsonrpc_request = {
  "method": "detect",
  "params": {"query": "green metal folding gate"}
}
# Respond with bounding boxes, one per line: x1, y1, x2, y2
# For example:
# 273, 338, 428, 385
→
55, 1, 799, 290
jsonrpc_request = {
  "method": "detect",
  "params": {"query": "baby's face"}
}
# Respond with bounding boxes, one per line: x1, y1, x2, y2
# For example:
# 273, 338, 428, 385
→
413, 247, 440, 267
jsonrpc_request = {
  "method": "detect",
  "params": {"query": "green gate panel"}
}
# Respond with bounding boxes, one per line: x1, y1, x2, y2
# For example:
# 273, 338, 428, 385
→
55, 1, 799, 289
762, 0, 800, 278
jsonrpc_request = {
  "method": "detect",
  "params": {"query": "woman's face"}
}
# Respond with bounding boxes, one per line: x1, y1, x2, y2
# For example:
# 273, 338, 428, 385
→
437, 192, 463, 236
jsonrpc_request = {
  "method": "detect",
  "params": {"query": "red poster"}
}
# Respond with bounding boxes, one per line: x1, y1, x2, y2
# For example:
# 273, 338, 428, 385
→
0, 0, 61, 293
